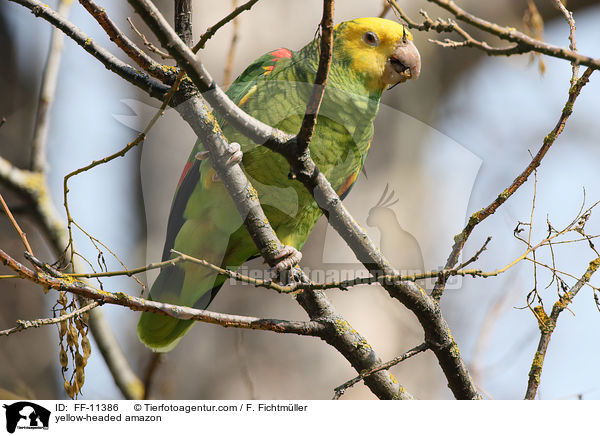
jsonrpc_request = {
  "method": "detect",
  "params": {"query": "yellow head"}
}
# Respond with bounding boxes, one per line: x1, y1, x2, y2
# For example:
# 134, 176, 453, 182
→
335, 17, 421, 92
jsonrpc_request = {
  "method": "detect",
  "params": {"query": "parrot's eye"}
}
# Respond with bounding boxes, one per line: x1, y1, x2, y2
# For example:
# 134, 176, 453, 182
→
362, 31, 380, 47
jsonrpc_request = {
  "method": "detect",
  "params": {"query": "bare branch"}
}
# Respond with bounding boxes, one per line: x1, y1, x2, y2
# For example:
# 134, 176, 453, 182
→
142, 352, 164, 400
0, 302, 98, 337
194, 0, 260, 51
30, 0, 73, 173
174, 0, 193, 46
127, 17, 172, 59
525, 257, 600, 399
0, 191, 35, 258
425, 0, 600, 69
62, 71, 184, 265
295, 0, 334, 158
223, 0, 241, 88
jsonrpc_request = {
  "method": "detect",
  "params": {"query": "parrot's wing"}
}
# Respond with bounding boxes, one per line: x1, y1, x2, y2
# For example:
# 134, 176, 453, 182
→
161, 159, 201, 261
226, 47, 293, 105
159, 48, 293, 261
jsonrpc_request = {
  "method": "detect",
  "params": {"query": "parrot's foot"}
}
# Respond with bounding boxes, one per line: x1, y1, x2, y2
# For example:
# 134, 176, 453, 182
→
195, 150, 210, 160
195, 143, 242, 166
273, 245, 302, 271
224, 142, 243, 166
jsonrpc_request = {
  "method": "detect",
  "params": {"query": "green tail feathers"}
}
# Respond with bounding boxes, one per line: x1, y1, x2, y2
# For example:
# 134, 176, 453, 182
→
137, 311, 194, 353
137, 263, 223, 352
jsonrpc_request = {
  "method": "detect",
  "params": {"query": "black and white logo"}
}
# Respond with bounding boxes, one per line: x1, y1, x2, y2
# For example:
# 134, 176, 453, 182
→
3, 402, 50, 433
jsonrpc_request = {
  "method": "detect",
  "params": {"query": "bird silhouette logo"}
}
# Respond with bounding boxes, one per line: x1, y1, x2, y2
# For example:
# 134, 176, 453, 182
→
366, 184, 424, 277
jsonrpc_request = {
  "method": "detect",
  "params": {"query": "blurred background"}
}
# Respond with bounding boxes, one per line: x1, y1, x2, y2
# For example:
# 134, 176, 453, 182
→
0, 0, 599, 400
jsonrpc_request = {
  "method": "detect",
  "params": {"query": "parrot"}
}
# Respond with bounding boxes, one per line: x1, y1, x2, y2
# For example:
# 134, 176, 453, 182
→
137, 17, 421, 351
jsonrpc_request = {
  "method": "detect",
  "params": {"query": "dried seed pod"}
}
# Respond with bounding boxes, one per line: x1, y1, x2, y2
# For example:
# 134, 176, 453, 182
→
66, 329, 75, 348
67, 324, 78, 348
59, 310, 68, 338
75, 351, 85, 368
59, 346, 68, 368
75, 317, 86, 333
81, 336, 91, 361
76, 367, 85, 387
64, 380, 74, 399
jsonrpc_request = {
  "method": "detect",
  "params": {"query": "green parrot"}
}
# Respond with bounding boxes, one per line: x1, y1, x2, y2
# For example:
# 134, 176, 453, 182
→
138, 17, 421, 351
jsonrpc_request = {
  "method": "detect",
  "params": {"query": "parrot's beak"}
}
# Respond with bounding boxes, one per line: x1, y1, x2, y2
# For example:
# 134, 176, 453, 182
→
383, 39, 421, 86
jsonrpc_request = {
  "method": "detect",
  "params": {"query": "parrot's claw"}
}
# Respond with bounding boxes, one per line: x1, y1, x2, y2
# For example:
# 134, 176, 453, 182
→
273, 245, 302, 271
195, 143, 241, 166
195, 150, 210, 160
224, 142, 243, 167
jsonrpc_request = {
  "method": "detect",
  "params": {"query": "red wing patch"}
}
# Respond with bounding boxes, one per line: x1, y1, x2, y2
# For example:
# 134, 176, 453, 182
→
177, 160, 193, 190
260, 48, 292, 78
270, 48, 292, 59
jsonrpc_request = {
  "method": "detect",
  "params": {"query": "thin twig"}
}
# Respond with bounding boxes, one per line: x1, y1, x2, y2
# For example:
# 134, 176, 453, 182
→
379, 0, 391, 19
0, 301, 98, 336
127, 17, 172, 59
0, 191, 35, 257
62, 71, 184, 265
223, 0, 240, 88
552, 0, 579, 84
333, 343, 429, 399
193, 0, 259, 51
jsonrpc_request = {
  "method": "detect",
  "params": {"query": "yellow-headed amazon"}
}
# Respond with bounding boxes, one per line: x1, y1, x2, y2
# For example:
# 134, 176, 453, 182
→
138, 17, 421, 351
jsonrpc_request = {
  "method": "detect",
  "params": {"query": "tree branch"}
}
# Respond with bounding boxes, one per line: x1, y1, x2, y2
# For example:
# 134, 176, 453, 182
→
30, 0, 73, 173
525, 257, 600, 399
174, 0, 193, 46
194, 0, 260, 51
0, 301, 98, 337
425, 0, 600, 69
295, 0, 334, 157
